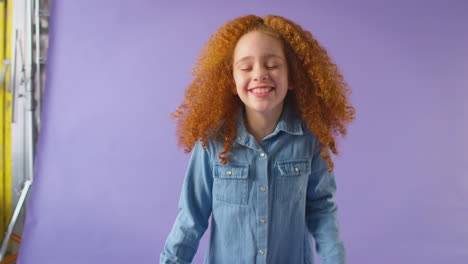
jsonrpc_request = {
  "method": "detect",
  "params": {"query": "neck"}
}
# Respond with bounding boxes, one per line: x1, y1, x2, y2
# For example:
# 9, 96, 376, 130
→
244, 104, 284, 144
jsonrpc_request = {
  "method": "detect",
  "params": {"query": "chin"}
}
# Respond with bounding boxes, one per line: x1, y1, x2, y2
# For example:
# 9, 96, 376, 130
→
246, 104, 282, 115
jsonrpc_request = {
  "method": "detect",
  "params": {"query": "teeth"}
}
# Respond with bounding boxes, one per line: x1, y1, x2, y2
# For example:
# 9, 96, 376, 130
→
251, 88, 272, 94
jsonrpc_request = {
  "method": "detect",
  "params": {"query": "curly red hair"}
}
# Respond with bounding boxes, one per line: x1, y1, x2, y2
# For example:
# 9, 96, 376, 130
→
172, 14, 356, 172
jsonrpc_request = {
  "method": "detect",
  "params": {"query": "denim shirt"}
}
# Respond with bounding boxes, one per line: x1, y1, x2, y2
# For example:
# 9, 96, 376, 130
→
160, 104, 346, 264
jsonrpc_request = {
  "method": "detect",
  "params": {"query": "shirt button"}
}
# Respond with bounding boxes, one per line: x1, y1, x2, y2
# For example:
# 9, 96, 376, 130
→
260, 218, 266, 224
260, 152, 265, 157
238, 136, 243, 140
259, 250, 265, 255
226, 170, 232, 175
294, 167, 300, 172
260, 186, 266, 192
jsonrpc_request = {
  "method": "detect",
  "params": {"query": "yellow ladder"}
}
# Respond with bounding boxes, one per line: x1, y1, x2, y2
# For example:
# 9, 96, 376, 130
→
0, 0, 13, 244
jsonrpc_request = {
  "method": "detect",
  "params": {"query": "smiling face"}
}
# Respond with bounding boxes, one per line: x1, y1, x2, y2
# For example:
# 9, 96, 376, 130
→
233, 30, 291, 118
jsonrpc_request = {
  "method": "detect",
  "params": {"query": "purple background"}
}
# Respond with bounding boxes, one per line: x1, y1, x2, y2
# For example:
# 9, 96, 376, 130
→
17, 0, 468, 263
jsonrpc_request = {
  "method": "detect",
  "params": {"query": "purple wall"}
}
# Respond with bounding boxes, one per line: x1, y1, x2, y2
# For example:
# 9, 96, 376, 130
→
17, 0, 468, 263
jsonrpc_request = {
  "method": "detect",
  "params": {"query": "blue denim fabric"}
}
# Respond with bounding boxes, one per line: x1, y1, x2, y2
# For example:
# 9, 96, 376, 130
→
160, 103, 346, 264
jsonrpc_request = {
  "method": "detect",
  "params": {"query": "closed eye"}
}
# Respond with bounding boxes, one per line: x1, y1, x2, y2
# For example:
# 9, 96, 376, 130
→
240, 65, 278, 71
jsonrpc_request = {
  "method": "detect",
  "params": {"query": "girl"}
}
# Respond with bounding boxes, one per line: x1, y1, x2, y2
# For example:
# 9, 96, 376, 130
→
160, 14, 355, 264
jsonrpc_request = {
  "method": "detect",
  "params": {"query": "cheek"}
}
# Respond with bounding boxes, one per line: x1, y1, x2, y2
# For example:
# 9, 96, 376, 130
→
233, 73, 240, 86
233, 78, 243, 94
234, 76, 248, 90
276, 72, 289, 87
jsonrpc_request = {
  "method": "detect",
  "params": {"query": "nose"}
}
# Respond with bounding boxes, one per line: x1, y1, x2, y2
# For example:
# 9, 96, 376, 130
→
252, 66, 268, 81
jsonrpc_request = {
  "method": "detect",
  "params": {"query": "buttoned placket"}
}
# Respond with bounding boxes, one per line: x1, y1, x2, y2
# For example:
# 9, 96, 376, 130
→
237, 134, 270, 263
255, 148, 269, 263
234, 106, 306, 263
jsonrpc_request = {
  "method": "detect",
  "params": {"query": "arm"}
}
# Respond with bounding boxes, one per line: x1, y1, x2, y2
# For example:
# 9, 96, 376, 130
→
160, 141, 213, 264
306, 140, 346, 264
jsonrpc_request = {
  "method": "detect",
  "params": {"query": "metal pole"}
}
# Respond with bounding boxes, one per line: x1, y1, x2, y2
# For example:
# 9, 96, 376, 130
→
26, 0, 35, 180
0, 181, 32, 261
34, 0, 41, 130
9, 29, 18, 123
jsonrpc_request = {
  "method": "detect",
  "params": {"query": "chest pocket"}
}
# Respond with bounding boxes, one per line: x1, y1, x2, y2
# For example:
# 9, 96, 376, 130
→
213, 163, 249, 205
275, 158, 311, 203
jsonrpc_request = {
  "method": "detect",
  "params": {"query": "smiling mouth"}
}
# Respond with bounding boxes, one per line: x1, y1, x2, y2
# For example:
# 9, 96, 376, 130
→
249, 86, 274, 94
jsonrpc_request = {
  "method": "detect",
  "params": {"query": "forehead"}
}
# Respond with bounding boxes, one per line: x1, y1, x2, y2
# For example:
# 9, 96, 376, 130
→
233, 30, 285, 61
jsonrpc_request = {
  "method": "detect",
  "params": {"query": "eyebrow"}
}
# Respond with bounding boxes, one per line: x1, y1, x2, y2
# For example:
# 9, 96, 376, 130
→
234, 54, 285, 65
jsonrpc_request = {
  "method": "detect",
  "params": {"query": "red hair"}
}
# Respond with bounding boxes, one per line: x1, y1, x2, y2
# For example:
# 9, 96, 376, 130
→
172, 15, 356, 172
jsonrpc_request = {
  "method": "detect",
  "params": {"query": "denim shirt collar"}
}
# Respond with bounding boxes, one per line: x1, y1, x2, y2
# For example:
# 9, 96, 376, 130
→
235, 102, 303, 147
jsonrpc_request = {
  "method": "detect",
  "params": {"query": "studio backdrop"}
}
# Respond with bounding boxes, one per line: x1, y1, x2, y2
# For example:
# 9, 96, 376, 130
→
17, 0, 467, 263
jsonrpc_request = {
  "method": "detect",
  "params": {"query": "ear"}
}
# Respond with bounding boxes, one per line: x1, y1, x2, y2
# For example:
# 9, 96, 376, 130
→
288, 84, 294, 90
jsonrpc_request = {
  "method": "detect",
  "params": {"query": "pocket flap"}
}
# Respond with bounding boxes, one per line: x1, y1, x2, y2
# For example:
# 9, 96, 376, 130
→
276, 159, 311, 176
214, 163, 249, 179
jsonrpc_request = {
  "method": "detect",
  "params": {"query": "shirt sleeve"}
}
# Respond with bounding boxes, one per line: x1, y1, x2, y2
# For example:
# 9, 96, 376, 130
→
160, 141, 213, 264
305, 139, 346, 264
